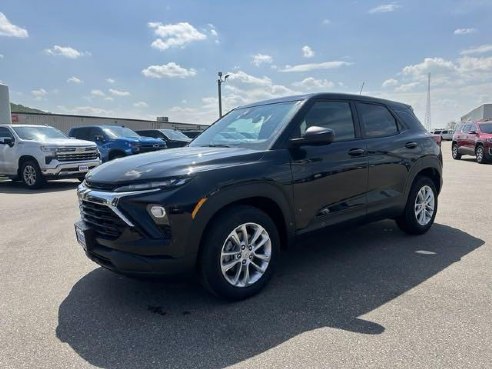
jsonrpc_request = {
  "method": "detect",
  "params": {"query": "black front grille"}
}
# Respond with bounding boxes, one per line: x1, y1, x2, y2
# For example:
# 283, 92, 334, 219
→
80, 201, 126, 239
57, 152, 98, 162
84, 180, 117, 191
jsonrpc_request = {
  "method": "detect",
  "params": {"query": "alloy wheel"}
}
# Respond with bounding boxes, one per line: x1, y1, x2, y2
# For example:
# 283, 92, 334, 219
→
414, 185, 435, 226
23, 165, 37, 186
220, 222, 272, 288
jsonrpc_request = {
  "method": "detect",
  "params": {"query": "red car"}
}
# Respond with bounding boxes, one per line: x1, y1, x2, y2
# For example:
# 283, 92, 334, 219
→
452, 121, 492, 164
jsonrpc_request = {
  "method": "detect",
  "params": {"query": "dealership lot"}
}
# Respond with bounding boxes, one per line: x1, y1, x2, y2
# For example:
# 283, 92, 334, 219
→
0, 141, 491, 369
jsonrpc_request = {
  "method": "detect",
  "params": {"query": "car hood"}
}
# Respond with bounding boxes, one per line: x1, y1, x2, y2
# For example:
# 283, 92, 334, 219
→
28, 138, 96, 147
114, 137, 164, 144
85, 146, 264, 185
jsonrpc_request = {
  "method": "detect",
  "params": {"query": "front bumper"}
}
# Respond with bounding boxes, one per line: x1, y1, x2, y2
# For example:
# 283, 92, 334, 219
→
75, 183, 196, 275
42, 159, 101, 177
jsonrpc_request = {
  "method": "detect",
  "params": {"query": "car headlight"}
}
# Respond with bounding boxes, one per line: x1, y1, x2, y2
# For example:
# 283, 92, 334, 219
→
113, 177, 192, 192
40, 145, 58, 154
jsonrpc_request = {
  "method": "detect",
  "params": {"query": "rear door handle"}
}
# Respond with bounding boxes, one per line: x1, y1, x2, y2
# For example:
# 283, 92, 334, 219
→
405, 142, 418, 149
348, 148, 366, 156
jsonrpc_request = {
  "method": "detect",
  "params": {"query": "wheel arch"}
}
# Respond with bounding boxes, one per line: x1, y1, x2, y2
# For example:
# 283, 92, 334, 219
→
403, 157, 442, 198
17, 155, 39, 176
189, 183, 296, 264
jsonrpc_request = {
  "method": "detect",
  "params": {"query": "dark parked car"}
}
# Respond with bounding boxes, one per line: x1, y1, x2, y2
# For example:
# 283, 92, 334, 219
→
136, 129, 191, 148
75, 93, 443, 300
69, 125, 166, 162
452, 121, 492, 163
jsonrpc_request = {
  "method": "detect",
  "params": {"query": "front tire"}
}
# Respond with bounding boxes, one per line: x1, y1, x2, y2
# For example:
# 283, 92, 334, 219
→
396, 176, 438, 235
21, 160, 45, 189
475, 145, 488, 164
199, 205, 279, 300
452, 143, 461, 160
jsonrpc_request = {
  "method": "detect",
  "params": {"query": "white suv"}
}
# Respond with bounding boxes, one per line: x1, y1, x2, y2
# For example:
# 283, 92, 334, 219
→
0, 124, 101, 189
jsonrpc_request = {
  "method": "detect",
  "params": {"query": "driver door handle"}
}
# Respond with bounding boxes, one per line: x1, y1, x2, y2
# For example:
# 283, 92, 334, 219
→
405, 142, 418, 149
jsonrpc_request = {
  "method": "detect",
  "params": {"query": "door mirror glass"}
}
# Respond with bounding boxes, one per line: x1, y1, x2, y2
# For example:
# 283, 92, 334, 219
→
290, 126, 335, 146
468, 130, 477, 135
94, 135, 105, 142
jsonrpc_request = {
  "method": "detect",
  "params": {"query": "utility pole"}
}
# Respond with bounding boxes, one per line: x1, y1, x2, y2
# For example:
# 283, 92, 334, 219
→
359, 81, 365, 95
217, 72, 229, 118
425, 73, 431, 131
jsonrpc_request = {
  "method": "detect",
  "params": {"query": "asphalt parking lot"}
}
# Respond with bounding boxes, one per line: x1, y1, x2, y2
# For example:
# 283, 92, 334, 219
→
1, 141, 491, 369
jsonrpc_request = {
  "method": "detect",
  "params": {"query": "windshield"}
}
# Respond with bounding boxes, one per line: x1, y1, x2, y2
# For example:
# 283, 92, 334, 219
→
13, 126, 67, 141
190, 101, 301, 150
162, 129, 191, 141
102, 126, 140, 138
480, 123, 492, 134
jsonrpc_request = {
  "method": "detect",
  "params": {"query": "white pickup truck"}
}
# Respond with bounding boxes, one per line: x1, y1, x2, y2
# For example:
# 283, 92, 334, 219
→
0, 124, 101, 189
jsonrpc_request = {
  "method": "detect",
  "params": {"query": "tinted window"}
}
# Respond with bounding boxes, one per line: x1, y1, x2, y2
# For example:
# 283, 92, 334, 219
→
0, 127, 13, 138
357, 103, 398, 138
71, 128, 90, 140
469, 124, 478, 132
462, 124, 471, 133
480, 123, 492, 134
298, 101, 355, 141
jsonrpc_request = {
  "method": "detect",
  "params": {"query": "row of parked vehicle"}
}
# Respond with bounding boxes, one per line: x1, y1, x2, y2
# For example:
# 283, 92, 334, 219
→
0, 123, 200, 188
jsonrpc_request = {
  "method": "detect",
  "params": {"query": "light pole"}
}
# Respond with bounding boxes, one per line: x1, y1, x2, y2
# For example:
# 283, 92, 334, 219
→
217, 71, 229, 118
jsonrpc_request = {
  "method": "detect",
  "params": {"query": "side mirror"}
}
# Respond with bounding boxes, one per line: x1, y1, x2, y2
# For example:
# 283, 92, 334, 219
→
468, 130, 477, 135
0, 137, 14, 147
94, 135, 104, 142
290, 126, 335, 147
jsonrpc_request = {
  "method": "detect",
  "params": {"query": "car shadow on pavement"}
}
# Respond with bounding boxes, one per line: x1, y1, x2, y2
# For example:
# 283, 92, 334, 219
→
56, 221, 483, 369
0, 179, 79, 194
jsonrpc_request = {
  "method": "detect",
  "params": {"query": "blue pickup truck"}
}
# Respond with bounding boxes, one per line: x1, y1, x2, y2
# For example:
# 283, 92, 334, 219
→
68, 125, 166, 162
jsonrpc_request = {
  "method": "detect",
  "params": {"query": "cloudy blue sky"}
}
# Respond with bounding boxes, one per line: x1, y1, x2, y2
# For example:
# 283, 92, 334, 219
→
1, 0, 491, 126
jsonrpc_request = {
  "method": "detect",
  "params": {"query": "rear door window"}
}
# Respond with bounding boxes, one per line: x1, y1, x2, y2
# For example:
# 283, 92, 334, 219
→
356, 103, 398, 138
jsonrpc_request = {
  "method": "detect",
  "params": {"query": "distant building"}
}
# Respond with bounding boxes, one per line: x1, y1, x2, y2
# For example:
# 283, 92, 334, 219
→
461, 104, 492, 122
10, 112, 208, 133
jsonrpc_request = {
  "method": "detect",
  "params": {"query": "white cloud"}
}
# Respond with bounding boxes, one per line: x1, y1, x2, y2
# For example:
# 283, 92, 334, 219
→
142, 62, 197, 78
148, 22, 207, 50
90, 89, 106, 97
0, 12, 28, 38
109, 88, 130, 96
460, 44, 492, 55
322, 19, 331, 25
104, 97, 114, 101
402, 57, 455, 80
0, 54, 3, 59
302, 45, 315, 58
208, 24, 219, 43
292, 77, 335, 90
106, 78, 115, 84
31, 88, 47, 100
454, 28, 478, 35
252, 53, 273, 67
133, 101, 149, 108
67, 76, 83, 84
227, 71, 272, 86
280, 61, 352, 72
382, 78, 399, 88
45, 45, 89, 59
395, 82, 421, 92
369, 3, 401, 14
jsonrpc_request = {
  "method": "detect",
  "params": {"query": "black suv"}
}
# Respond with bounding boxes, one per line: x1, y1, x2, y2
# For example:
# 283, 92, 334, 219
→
136, 128, 191, 148
75, 93, 442, 300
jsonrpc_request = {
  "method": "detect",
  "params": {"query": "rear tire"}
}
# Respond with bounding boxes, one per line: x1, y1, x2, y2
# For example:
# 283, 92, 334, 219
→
199, 205, 279, 300
452, 143, 461, 160
396, 176, 438, 235
21, 160, 45, 189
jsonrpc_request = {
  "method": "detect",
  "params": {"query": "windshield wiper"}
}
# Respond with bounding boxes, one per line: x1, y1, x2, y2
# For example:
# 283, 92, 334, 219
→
200, 144, 231, 148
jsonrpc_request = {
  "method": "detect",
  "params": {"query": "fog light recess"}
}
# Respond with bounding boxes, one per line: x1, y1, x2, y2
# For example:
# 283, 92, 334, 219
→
150, 206, 166, 218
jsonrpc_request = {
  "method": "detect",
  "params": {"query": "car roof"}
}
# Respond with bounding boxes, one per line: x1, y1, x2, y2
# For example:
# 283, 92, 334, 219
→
70, 125, 126, 129
0, 124, 51, 128
238, 93, 411, 110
